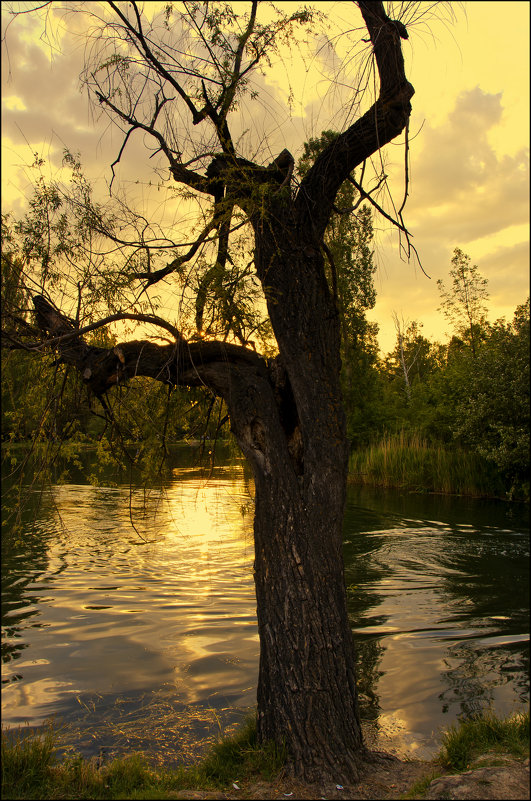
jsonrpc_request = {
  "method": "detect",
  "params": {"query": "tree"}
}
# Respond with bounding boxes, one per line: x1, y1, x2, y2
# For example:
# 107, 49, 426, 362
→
437, 248, 489, 357
386, 316, 437, 398
297, 131, 381, 446
451, 301, 530, 497
390, 311, 413, 400
3, 1, 417, 782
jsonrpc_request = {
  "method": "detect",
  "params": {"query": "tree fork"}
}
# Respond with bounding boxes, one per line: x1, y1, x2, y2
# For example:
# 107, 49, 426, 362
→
13, 0, 418, 785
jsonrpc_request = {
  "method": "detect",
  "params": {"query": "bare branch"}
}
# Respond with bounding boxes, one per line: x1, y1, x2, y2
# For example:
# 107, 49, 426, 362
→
107, 0, 205, 124
30, 294, 184, 346
348, 175, 408, 234
296, 0, 414, 238
26, 294, 265, 402
134, 218, 218, 288
216, 1, 258, 130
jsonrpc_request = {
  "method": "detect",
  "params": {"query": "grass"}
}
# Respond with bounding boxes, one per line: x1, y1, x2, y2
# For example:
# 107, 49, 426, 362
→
1, 715, 287, 800
1, 724, 56, 798
349, 431, 502, 497
399, 769, 444, 800
3, 711, 528, 799
438, 709, 530, 772
400, 710, 529, 798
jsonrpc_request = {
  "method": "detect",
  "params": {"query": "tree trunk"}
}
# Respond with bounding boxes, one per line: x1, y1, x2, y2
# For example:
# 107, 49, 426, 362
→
253, 472, 363, 781
24, 3, 415, 782
224, 219, 364, 780
230, 391, 363, 781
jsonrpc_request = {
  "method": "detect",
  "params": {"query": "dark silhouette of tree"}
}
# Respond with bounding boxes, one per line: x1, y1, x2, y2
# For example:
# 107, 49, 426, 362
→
298, 131, 380, 447
3, 1, 421, 782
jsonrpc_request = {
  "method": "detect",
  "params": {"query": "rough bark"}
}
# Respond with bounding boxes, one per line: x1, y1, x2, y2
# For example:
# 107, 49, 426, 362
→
31, 286, 359, 782
22, 0, 414, 784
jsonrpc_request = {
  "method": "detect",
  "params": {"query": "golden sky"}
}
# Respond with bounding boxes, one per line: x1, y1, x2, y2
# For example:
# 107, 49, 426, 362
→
1, 1, 529, 353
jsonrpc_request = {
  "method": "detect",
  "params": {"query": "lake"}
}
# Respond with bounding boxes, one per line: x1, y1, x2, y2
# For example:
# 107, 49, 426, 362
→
2, 449, 529, 765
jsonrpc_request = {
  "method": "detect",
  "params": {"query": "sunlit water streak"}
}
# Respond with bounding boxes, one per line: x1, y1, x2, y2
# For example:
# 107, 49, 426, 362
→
2, 463, 529, 765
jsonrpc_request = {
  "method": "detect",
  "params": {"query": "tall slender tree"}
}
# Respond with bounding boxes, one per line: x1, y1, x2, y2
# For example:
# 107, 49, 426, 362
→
437, 248, 489, 357
3, 1, 419, 782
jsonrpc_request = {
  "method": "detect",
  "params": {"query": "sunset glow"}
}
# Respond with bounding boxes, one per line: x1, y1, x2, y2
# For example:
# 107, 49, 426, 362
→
1, 1, 529, 352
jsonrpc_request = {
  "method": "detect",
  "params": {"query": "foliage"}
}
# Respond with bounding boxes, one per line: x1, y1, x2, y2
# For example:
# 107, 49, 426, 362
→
368, 250, 529, 499
1, 715, 287, 799
2, 124, 383, 455
450, 302, 530, 497
439, 710, 530, 772
415, 297, 530, 498
437, 247, 489, 357
1, 215, 30, 326
4, 151, 164, 324
4, 205, 529, 500
1, 193, 234, 480
380, 318, 439, 411
1, 0, 486, 783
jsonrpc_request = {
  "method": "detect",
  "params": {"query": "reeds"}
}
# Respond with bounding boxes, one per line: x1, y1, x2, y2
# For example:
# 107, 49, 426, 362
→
349, 430, 501, 497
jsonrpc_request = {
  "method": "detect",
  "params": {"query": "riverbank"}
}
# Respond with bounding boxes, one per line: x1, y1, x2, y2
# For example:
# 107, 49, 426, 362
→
3, 711, 528, 800
348, 431, 528, 500
3, 436, 528, 501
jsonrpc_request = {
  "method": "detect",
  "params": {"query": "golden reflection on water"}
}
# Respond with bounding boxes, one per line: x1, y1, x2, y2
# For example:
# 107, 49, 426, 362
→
2, 469, 529, 765
2, 464, 259, 764
165, 466, 255, 571
362, 712, 438, 760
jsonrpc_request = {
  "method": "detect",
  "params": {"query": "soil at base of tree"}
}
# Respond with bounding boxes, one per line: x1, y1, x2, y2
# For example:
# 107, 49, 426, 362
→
170, 752, 530, 800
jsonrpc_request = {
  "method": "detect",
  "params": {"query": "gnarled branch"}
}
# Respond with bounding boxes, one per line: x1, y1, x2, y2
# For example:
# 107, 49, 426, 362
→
29, 294, 265, 402
296, 0, 414, 238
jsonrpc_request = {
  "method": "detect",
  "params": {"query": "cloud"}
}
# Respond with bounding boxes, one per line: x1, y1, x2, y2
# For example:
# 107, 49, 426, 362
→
476, 240, 530, 306
2, 9, 528, 356
407, 87, 529, 242
313, 33, 342, 75
363, 85, 530, 354
2, 17, 195, 223
2, 21, 109, 193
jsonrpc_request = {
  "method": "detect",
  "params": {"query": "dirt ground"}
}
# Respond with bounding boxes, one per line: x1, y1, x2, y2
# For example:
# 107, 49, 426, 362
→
170, 752, 530, 800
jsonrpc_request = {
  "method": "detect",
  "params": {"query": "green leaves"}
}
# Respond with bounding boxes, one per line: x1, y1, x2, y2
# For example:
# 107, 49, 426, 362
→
437, 248, 490, 356
375, 294, 530, 499
94, 53, 132, 75
451, 305, 530, 494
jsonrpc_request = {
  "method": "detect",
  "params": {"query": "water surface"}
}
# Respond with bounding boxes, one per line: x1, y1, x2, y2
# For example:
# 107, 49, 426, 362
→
2, 456, 528, 763
344, 486, 529, 756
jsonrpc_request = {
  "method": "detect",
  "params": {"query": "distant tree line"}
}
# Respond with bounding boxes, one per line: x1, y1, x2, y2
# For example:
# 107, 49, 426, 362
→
346, 249, 529, 499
